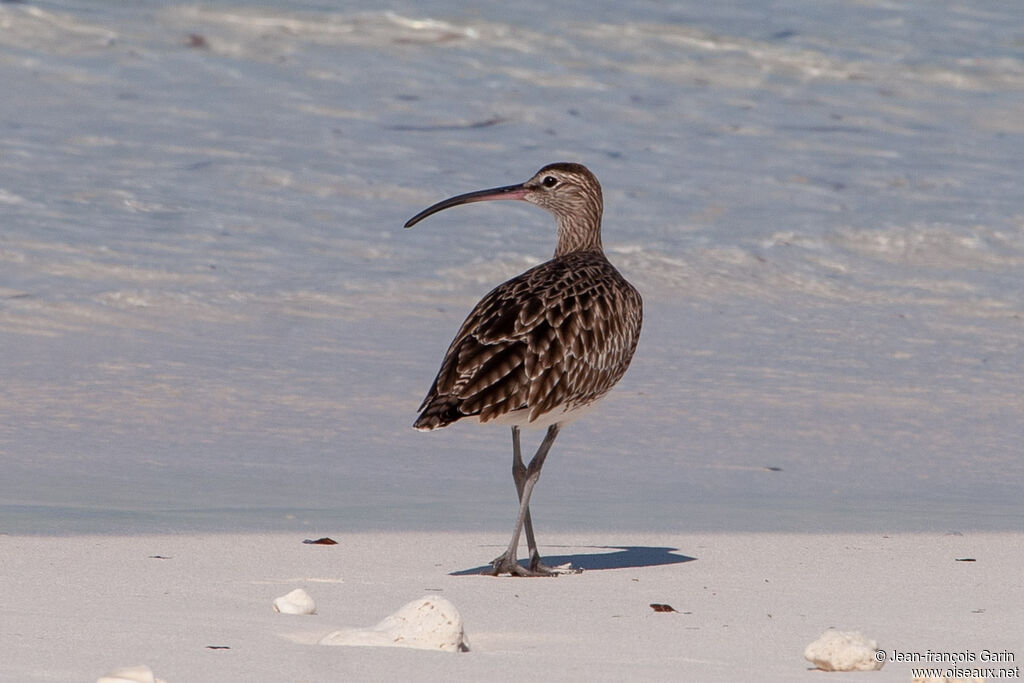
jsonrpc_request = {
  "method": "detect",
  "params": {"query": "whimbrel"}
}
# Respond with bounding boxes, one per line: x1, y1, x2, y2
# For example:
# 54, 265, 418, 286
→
405, 163, 642, 577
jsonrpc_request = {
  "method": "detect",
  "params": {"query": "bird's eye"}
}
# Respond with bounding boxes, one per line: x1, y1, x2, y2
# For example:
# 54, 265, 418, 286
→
542, 175, 558, 188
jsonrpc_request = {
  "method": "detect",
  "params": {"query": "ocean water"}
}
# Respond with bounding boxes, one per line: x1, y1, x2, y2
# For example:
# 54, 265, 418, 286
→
2, 0, 1023, 534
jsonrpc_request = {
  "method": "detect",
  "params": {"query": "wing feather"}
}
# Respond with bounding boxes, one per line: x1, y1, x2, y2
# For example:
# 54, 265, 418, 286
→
414, 252, 642, 430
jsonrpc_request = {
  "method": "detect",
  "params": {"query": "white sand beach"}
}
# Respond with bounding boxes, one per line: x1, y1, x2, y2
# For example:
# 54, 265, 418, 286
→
2, 531, 1020, 682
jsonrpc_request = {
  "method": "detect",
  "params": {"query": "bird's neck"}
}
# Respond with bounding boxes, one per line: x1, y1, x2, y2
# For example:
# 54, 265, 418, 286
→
554, 208, 604, 258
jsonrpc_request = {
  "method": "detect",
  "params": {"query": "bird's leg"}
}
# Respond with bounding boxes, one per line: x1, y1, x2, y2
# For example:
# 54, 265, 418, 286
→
510, 426, 543, 569
490, 424, 560, 576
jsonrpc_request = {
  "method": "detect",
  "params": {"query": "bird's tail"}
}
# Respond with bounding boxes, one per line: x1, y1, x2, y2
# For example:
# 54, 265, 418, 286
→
413, 397, 464, 431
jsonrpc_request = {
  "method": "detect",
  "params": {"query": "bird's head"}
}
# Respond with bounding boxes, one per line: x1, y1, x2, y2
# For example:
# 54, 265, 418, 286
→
404, 162, 602, 229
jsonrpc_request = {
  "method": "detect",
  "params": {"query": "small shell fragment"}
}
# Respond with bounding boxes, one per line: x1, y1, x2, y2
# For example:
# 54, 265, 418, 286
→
273, 588, 317, 615
319, 595, 468, 652
804, 629, 884, 672
96, 665, 166, 683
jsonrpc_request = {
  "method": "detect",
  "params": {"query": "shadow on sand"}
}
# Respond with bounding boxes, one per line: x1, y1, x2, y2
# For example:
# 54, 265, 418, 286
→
450, 545, 696, 576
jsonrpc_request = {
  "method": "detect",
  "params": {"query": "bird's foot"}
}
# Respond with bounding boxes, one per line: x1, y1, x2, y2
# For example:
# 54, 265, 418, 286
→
528, 548, 582, 575
487, 552, 580, 577
530, 560, 582, 576
487, 553, 553, 577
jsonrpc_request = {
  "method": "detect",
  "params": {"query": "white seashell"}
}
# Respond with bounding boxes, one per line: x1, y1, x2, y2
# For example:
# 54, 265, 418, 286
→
804, 629, 884, 672
319, 595, 468, 652
96, 664, 166, 683
273, 588, 317, 615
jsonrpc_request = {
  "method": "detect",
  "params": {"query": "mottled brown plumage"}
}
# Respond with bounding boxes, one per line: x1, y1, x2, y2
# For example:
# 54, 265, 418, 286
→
404, 162, 642, 576
414, 250, 642, 430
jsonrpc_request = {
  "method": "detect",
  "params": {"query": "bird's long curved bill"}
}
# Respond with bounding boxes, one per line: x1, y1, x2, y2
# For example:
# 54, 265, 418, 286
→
404, 183, 528, 228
